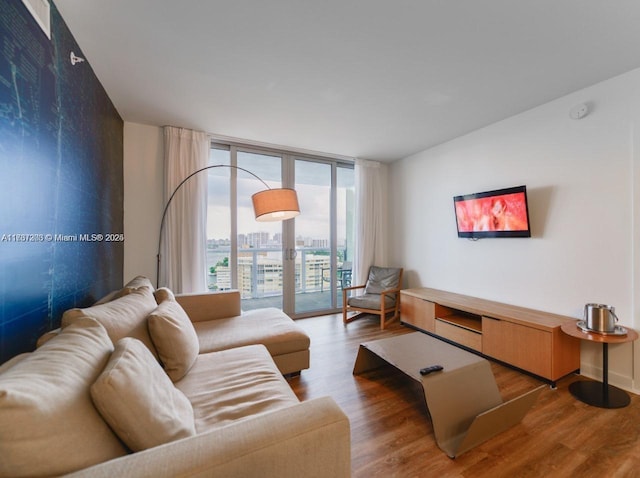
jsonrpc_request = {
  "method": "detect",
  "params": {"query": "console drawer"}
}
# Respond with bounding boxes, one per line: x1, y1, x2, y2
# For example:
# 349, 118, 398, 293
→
435, 318, 482, 351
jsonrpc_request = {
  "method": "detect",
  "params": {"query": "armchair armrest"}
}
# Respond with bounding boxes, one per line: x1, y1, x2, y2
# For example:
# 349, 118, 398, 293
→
175, 290, 241, 322
379, 286, 402, 309
342, 284, 366, 308
379, 286, 402, 298
342, 284, 366, 294
64, 397, 351, 478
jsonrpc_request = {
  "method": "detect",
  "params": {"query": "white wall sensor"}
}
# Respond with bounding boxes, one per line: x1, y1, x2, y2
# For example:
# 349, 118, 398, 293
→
570, 103, 589, 120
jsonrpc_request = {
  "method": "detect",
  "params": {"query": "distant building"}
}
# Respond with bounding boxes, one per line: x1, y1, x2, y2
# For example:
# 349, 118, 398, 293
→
209, 250, 331, 298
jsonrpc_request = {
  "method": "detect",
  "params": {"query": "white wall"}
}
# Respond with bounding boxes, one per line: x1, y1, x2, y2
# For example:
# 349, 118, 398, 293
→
389, 68, 640, 393
123, 122, 164, 284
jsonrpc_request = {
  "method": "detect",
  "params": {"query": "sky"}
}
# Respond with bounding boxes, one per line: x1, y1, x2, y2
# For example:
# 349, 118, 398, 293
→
205, 149, 353, 242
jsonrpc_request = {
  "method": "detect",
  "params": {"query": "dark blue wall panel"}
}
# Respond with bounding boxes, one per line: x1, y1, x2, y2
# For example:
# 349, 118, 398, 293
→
0, 0, 124, 362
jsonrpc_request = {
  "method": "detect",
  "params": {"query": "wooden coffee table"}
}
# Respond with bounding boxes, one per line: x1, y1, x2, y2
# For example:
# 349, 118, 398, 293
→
353, 332, 543, 458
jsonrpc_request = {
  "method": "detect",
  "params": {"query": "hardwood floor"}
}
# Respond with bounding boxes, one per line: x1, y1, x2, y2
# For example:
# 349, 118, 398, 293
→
287, 313, 640, 478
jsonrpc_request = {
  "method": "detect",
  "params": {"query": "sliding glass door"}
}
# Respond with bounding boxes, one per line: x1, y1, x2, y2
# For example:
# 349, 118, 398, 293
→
206, 142, 353, 317
294, 160, 332, 313
236, 151, 284, 309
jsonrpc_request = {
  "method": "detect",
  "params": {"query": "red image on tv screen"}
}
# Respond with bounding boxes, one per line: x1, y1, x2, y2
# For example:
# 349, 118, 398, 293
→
455, 192, 529, 233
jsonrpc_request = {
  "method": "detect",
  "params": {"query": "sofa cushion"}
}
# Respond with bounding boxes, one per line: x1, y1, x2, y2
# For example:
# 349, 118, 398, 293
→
194, 307, 310, 357
94, 286, 132, 305
91, 337, 196, 452
94, 276, 154, 305
61, 287, 159, 358
348, 293, 397, 309
0, 353, 30, 374
0, 318, 127, 478
175, 345, 299, 433
148, 300, 200, 381
35, 328, 60, 348
122, 275, 155, 291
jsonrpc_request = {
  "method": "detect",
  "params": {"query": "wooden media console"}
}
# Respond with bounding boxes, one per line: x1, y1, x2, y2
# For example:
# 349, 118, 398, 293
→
400, 288, 581, 384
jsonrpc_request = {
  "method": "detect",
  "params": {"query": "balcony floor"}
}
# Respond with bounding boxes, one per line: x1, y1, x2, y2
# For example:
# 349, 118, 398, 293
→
242, 289, 347, 316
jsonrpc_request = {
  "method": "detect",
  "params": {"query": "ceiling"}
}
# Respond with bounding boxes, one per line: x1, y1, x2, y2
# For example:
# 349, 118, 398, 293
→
54, 0, 640, 162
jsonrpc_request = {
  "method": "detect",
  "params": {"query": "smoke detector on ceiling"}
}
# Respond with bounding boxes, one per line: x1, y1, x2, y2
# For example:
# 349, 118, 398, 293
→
569, 103, 589, 120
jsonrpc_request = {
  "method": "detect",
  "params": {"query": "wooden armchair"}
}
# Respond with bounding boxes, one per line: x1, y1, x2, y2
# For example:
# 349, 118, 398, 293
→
342, 266, 403, 330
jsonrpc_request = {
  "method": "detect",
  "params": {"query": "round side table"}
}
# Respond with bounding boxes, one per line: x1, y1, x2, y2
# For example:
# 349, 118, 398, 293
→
561, 321, 638, 409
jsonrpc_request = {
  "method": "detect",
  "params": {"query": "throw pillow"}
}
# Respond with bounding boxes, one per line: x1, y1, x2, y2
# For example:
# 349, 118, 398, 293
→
154, 287, 176, 304
147, 300, 200, 381
91, 337, 196, 452
0, 318, 127, 477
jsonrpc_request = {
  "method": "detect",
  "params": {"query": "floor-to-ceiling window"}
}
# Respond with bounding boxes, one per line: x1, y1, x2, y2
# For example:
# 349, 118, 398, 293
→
237, 150, 285, 309
294, 160, 332, 313
206, 141, 354, 318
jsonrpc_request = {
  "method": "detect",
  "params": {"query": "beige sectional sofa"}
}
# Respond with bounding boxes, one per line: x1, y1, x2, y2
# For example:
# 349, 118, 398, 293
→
0, 277, 350, 478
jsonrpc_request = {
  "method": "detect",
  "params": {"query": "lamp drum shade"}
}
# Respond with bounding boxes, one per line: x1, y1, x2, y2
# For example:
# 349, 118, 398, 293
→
252, 188, 300, 221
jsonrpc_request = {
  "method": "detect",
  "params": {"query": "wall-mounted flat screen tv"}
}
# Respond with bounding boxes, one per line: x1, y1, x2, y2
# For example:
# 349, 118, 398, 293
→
453, 185, 531, 238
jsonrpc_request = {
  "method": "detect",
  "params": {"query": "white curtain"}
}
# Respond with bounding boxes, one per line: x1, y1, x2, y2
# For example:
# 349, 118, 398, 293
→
160, 126, 209, 293
354, 158, 389, 287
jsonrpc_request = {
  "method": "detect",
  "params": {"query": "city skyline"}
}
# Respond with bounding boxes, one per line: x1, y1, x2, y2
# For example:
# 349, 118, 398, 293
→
206, 232, 343, 248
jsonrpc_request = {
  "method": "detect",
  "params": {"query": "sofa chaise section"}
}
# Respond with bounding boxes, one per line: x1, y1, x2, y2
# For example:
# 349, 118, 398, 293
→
176, 290, 311, 375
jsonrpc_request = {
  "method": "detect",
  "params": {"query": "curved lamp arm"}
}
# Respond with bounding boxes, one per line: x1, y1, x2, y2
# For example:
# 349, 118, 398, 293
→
156, 164, 299, 288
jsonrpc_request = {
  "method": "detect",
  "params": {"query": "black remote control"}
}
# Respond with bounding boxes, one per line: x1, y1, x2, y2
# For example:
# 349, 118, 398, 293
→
419, 365, 443, 375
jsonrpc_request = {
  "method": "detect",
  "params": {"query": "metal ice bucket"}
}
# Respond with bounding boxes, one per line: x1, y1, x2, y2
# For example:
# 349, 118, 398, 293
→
584, 303, 618, 332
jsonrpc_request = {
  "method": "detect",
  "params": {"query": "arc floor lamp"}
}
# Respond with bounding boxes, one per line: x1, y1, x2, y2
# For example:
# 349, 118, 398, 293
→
156, 164, 300, 288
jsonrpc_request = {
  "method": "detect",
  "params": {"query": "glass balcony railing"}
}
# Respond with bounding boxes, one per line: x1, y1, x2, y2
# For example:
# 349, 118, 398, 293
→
206, 246, 350, 311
